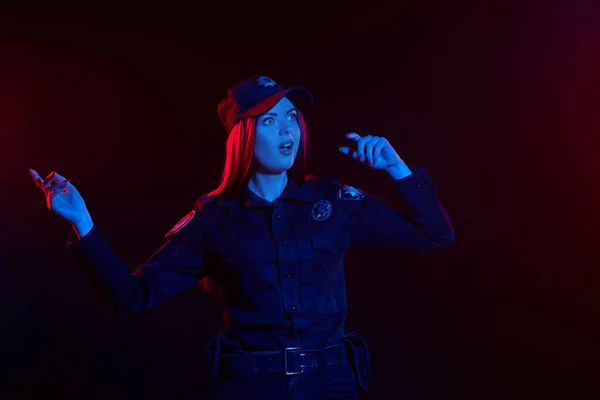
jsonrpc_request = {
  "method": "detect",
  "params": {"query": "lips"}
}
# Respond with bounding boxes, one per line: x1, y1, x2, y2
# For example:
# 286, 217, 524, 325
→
278, 140, 294, 150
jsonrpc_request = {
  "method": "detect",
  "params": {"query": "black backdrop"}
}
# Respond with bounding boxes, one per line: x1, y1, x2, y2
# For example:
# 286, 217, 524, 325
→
2, 1, 600, 398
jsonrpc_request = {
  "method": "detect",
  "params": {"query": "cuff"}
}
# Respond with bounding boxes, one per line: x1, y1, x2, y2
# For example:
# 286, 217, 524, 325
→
65, 224, 113, 265
392, 167, 438, 200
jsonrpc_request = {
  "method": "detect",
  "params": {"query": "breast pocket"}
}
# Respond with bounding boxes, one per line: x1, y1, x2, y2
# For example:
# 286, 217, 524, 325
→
212, 235, 278, 293
216, 239, 261, 264
308, 225, 350, 282
310, 227, 340, 253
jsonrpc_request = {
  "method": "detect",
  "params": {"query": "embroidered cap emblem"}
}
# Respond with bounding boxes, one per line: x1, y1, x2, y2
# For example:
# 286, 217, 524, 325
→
256, 76, 277, 87
311, 199, 332, 221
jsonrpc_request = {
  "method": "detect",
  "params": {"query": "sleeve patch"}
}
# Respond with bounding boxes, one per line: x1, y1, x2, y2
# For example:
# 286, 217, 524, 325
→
166, 210, 196, 237
338, 184, 364, 201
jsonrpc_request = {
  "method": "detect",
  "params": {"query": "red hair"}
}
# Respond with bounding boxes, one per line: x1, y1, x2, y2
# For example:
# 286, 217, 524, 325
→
198, 110, 310, 292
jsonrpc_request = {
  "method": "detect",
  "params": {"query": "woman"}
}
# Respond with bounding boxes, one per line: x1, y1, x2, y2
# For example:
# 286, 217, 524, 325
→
30, 76, 454, 399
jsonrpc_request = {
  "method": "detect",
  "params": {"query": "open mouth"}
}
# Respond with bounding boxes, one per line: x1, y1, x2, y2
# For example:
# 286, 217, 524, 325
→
278, 141, 294, 151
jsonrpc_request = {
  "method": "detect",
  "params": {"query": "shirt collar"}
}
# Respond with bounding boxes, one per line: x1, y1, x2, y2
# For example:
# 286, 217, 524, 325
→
226, 177, 320, 217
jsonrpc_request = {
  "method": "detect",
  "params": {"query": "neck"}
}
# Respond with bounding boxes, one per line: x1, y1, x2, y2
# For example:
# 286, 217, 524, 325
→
247, 171, 288, 202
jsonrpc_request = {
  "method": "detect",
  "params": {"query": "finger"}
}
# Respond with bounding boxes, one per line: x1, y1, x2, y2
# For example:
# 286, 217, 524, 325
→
356, 135, 372, 163
53, 172, 68, 183
364, 137, 378, 166
48, 187, 67, 199
44, 171, 57, 189
373, 139, 386, 165
338, 146, 359, 159
345, 132, 361, 141
48, 180, 70, 192
29, 169, 45, 190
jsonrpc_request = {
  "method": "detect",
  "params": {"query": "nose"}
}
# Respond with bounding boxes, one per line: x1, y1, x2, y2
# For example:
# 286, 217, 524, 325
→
279, 120, 293, 136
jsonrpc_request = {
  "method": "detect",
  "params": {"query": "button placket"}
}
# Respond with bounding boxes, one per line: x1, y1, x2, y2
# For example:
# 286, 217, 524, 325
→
273, 201, 301, 317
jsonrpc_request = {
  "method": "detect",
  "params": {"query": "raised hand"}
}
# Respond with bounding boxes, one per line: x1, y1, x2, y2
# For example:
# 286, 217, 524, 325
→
29, 169, 92, 226
339, 132, 402, 170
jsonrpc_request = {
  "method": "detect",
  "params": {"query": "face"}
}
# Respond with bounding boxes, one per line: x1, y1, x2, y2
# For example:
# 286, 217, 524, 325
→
253, 96, 301, 174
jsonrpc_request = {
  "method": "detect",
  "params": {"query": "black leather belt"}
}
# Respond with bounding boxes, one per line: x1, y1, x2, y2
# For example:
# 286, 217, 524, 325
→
218, 343, 348, 377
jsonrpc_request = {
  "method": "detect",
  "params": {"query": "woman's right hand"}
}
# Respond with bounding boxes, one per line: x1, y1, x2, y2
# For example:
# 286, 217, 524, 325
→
29, 169, 93, 227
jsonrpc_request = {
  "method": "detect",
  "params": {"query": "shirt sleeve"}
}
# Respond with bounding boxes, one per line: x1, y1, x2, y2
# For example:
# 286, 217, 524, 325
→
66, 208, 211, 313
343, 167, 455, 253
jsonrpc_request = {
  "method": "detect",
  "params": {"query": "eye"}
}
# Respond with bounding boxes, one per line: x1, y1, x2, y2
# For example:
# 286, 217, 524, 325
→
262, 117, 274, 125
288, 113, 298, 122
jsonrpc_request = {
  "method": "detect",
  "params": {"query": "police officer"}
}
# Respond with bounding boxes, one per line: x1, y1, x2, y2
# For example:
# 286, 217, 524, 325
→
29, 76, 455, 399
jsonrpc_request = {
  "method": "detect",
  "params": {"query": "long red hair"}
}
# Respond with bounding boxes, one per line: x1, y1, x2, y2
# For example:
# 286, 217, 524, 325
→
198, 110, 310, 292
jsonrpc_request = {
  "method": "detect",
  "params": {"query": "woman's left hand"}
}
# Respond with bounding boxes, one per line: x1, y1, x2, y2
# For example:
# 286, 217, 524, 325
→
339, 132, 403, 170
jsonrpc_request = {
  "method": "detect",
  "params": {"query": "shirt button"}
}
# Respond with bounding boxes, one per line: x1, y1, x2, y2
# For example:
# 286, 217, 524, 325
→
275, 214, 281, 219
289, 305, 297, 311
282, 240, 288, 246
285, 273, 292, 279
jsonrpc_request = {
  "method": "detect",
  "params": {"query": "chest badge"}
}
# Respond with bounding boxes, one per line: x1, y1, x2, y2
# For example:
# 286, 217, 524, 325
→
311, 199, 332, 221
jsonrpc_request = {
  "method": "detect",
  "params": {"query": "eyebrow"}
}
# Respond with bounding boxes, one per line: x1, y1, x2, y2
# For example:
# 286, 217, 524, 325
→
261, 107, 298, 117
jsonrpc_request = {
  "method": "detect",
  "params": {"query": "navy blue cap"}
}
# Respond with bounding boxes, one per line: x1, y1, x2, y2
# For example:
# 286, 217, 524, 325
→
217, 76, 314, 133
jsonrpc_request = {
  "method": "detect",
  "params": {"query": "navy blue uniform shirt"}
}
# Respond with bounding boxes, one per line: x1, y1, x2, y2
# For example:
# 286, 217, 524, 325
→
67, 167, 454, 351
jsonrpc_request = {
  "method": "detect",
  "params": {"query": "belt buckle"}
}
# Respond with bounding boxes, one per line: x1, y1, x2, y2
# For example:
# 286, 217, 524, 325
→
283, 347, 306, 375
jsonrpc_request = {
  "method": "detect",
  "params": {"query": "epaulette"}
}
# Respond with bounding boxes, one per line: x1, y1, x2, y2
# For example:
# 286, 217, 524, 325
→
304, 175, 340, 190
193, 195, 220, 211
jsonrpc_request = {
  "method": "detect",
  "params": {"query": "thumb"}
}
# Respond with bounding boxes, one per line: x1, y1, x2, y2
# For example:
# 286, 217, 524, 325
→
338, 146, 352, 155
339, 147, 358, 159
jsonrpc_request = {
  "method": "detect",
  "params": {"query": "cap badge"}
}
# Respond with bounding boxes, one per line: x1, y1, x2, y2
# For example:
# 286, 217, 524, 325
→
256, 76, 277, 87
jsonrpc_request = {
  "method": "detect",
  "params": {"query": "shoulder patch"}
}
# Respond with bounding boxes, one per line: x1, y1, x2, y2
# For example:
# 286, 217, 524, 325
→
166, 210, 196, 237
338, 184, 364, 201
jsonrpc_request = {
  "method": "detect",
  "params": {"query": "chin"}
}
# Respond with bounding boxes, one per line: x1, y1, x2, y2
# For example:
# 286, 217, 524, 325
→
269, 162, 294, 174
284, 158, 297, 171
276, 164, 294, 174
259, 154, 297, 174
